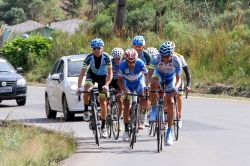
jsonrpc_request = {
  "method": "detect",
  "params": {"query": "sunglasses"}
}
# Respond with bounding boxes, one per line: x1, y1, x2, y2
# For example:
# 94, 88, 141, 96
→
126, 60, 136, 64
93, 47, 102, 50
113, 58, 121, 60
161, 53, 172, 58
133, 46, 143, 49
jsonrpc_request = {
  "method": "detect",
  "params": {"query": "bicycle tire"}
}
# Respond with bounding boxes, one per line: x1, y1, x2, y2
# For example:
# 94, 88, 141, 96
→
173, 98, 179, 141
153, 121, 157, 137
106, 118, 112, 138
128, 123, 133, 147
148, 121, 153, 135
92, 104, 100, 146
111, 102, 120, 140
157, 106, 162, 153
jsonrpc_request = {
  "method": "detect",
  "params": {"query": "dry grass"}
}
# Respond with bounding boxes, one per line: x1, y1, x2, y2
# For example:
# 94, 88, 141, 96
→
0, 121, 77, 166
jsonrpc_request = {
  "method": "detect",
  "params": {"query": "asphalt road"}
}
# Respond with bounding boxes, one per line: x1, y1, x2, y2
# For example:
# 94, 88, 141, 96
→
1, 86, 250, 166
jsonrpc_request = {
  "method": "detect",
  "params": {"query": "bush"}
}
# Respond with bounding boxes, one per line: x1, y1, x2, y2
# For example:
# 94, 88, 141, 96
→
0, 36, 53, 71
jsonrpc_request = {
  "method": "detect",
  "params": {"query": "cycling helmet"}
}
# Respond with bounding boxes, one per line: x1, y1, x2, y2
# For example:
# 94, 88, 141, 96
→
90, 38, 104, 48
159, 41, 174, 56
170, 41, 176, 49
22, 34, 29, 38
132, 36, 145, 46
111, 48, 124, 58
146, 47, 159, 56
124, 48, 138, 62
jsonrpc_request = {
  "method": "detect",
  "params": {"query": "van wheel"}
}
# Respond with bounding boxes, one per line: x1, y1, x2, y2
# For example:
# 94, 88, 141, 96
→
16, 97, 26, 106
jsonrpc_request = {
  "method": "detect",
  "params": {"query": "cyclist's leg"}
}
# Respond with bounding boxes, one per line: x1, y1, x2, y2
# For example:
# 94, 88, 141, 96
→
121, 85, 133, 141
96, 75, 108, 127
94, 74, 108, 137
176, 78, 184, 117
136, 79, 149, 129
149, 71, 161, 121
176, 79, 184, 127
163, 77, 176, 146
83, 71, 94, 121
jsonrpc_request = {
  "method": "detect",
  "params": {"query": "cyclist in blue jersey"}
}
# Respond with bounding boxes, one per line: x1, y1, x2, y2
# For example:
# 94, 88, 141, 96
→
171, 42, 191, 128
117, 48, 149, 141
146, 41, 182, 146
109, 48, 124, 131
146, 47, 159, 58
132, 35, 152, 129
77, 38, 113, 138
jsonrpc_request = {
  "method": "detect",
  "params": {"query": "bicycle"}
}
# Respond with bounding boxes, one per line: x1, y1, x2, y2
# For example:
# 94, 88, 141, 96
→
125, 93, 146, 149
106, 88, 120, 140
173, 87, 189, 141
149, 81, 167, 153
78, 88, 102, 146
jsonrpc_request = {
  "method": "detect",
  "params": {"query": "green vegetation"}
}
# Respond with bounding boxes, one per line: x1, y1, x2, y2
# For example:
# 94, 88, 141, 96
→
0, 120, 77, 166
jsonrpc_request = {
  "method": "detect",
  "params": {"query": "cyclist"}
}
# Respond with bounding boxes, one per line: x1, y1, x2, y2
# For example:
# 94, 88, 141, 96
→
109, 47, 124, 131
146, 41, 182, 146
77, 38, 113, 138
117, 48, 149, 142
132, 35, 151, 129
171, 42, 191, 128
146, 47, 159, 57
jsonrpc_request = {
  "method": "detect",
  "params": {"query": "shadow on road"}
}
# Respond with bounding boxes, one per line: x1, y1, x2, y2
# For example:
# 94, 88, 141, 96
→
16, 116, 84, 124
75, 135, 158, 154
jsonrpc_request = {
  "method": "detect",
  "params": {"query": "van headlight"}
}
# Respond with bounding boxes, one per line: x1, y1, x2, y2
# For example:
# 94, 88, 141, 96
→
17, 79, 26, 86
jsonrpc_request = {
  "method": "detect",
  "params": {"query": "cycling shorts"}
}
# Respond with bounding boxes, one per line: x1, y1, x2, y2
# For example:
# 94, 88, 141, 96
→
109, 79, 122, 96
152, 70, 176, 93
122, 78, 146, 96
85, 70, 106, 91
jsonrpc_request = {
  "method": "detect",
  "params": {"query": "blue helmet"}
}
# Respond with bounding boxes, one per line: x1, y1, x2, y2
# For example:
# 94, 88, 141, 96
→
132, 36, 145, 46
159, 41, 174, 56
90, 38, 104, 48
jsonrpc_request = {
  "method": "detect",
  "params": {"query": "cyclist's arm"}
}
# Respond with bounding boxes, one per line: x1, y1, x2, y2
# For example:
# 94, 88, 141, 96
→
117, 76, 126, 92
78, 68, 87, 88
105, 67, 113, 86
146, 60, 155, 85
182, 66, 191, 87
175, 73, 182, 89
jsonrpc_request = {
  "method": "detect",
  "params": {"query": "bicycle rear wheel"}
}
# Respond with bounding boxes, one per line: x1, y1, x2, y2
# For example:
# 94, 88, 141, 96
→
173, 101, 179, 141
92, 104, 100, 146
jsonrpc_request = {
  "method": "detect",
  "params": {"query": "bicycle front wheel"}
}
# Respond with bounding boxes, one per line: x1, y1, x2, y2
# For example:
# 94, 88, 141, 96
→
92, 104, 100, 146
157, 107, 163, 153
111, 102, 120, 140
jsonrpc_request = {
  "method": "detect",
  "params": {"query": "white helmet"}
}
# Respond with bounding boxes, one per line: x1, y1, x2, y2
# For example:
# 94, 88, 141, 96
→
146, 47, 159, 56
111, 47, 124, 58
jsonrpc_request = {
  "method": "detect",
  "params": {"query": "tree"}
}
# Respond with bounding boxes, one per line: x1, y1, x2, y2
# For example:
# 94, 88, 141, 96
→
60, 0, 83, 18
3, 7, 27, 25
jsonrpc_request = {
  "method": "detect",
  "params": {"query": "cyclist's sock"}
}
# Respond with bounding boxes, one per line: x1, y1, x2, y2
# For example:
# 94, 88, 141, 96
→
101, 120, 106, 129
84, 105, 88, 112
124, 123, 129, 132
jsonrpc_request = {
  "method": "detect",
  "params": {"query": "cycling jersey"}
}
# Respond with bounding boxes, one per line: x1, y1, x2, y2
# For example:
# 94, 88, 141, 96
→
118, 58, 148, 83
149, 53, 182, 79
139, 51, 151, 65
175, 52, 187, 68
83, 52, 111, 75
111, 58, 119, 80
